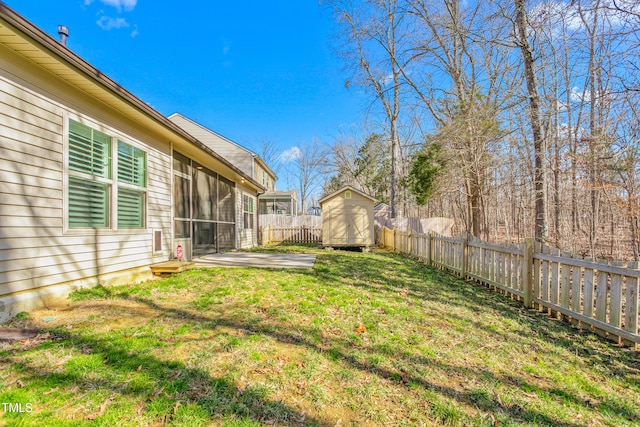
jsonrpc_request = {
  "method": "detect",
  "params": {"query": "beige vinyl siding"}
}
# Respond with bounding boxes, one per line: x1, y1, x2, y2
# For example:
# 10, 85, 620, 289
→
254, 162, 275, 191
169, 114, 254, 177
145, 149, 172, 234
0, 59, 172, 297
236, 186, 257, 249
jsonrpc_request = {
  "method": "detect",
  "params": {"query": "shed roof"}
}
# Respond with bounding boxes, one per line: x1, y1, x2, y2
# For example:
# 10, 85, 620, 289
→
319, 185, 376, 205
0, 3, 264, 192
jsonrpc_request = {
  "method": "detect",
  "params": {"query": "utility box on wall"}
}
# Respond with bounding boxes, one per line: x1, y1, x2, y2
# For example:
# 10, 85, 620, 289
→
319, 186, 376, 248
174, 238, 192, 262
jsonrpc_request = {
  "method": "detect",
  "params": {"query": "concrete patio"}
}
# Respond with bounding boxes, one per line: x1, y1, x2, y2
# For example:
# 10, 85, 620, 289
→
194, 252, 316, 269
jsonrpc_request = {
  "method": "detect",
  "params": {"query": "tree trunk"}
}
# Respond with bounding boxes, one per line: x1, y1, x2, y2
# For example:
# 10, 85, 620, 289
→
515, 0, 547, 242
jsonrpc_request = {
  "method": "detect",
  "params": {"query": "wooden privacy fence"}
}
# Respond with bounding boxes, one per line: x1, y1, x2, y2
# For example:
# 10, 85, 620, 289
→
379, 226, 640, 349
259, 214, 322, 229
260, 226, 322, 245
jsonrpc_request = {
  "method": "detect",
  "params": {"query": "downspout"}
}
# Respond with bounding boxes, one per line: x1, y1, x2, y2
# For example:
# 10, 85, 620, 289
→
169, 141, 174, 260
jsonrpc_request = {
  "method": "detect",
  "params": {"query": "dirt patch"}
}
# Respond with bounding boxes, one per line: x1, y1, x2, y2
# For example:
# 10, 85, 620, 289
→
9, 299, 161, 333
0, 328, 38, 341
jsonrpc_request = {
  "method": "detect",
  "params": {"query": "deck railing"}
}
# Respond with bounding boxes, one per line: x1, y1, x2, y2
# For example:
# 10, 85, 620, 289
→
379, 226, 639, 349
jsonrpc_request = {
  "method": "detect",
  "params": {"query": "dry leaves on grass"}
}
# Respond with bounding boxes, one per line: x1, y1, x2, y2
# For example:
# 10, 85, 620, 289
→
85, 394, 115, 420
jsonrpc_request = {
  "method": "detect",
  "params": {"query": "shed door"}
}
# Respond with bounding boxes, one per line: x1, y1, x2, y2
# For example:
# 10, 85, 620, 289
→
348, 206, 367, 244
330, 207, 348, 245
327, 204, 368, 246
332, 206, 366, 245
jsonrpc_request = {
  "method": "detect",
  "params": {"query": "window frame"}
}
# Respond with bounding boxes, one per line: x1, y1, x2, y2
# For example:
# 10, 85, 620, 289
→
117, 140, 147, 229
243, 194, 254, 230
65, 117, 148, 232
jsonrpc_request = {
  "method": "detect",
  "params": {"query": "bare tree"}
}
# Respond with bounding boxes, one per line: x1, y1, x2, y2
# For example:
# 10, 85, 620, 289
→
401, 0, 514, 237
285, 139, 328, 214
325, 0, 408, 218
253, 138, 282, 178
514, 0, 548, 241
320, 0, 640, 259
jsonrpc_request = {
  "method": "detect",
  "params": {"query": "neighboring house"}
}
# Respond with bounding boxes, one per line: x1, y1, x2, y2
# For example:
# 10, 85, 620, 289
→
168, 113, 277, 248
168, 113, 277, 191
258, 190, 298, 216
374, 202, 391, 218
0, 4, 265, 320
307, 206, 322, 216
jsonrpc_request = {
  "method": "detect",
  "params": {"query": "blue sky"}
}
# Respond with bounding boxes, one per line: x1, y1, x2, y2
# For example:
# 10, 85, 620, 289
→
6, 0, 366, 182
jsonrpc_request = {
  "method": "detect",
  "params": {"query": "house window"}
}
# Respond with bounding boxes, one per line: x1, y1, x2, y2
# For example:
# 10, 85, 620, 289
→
68, 120, 112, 228
67, 119, 147, 229
243, 194, 254, 229
117, 141, 147, 228
68, 177, 110, 228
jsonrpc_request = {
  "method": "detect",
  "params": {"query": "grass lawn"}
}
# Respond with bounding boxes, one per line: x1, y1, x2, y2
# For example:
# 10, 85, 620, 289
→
1, 245, 639, 426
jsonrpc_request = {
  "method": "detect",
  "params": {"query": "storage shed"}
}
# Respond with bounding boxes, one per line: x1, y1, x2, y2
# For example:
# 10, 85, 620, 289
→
319, 186, 376, 248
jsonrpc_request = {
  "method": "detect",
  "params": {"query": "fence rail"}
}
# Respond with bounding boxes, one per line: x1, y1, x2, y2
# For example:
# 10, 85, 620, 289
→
261, 226, 322, 245
378, 226, 640, 349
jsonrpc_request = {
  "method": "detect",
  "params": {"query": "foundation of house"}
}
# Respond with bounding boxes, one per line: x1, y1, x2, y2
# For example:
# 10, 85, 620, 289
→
0, 266, 154, 324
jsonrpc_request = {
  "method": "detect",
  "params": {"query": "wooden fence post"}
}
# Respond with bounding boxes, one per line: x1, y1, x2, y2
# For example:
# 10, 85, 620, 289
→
532, 241, 541, 310
408, 229, 413, 255
522, 238, 534, 309
427, 231, 432, 266
608, 261, 625, 345
624, 261, 639, 349
393, 228, 397, 252
461, 233, 468, 280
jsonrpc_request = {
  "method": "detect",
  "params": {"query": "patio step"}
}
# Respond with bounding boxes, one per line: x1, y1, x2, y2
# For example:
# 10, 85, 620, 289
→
150, 260, 194, 275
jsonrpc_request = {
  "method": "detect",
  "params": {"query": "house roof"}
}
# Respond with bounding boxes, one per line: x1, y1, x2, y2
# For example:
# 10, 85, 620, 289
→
0, 2, 264, 192
168, 113, 278, 181
318, 185, 376, 205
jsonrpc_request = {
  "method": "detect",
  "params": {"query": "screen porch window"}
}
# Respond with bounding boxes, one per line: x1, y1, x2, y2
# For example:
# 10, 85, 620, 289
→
67, 119, 147, 229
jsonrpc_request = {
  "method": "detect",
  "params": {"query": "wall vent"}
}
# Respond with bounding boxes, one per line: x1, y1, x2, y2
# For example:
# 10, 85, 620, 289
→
153, 230, 163, 254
